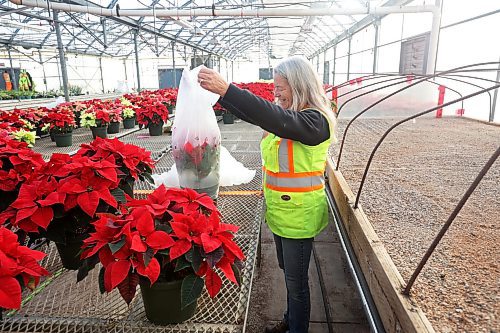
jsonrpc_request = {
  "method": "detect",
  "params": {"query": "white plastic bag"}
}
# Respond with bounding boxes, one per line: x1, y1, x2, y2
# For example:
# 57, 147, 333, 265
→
42, 96, 65, 109
154, 146, 256, 188
172, 66, 221, 198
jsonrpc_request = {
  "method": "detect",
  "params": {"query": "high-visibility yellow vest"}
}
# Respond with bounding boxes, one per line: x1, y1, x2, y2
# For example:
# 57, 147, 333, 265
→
260, 109, 331, 239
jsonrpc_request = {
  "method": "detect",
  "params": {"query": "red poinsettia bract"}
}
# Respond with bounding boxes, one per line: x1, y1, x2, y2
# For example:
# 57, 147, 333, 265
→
0, 136, 45, 192
0, 226, 49, 309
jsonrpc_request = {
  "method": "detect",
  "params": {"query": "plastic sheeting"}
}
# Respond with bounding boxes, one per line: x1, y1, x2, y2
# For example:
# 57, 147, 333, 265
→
153, 146, 256, 188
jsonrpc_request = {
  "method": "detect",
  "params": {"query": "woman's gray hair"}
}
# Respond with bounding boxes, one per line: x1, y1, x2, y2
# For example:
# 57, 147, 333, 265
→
274, 56, 337, 140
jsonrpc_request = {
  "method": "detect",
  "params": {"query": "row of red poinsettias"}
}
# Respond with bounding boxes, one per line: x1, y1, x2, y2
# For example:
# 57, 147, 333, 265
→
0, 88, 178, 145
0, 134, 244, 311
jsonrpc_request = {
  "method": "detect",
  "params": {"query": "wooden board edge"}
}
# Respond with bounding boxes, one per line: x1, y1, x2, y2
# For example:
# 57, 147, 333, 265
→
326, 158, 435, 333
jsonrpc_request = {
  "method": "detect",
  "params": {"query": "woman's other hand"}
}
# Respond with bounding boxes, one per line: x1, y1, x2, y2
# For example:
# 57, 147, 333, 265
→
198, 67, 230, 97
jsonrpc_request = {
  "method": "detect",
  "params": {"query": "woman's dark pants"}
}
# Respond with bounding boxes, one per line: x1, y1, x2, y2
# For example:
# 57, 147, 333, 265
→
273, 233, 314, 333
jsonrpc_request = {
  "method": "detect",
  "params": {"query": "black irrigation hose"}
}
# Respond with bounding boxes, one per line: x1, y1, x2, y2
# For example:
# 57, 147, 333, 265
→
403, 146, 500, 295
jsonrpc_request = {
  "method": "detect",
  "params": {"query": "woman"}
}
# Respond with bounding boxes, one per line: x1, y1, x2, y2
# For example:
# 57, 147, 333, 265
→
198, 56, 335, 333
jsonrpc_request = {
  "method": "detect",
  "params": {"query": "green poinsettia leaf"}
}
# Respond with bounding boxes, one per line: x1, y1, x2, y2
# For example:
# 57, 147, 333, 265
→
231, 263, 242, 286
143, 172, 155, 185
186, 246, 203, 272
110, 187, 126, 204
77, 255, 99, 283
98, 266, 106, 294
205, 247, 224, 268
155, 222, 172, 233
181, 274, 203, 309
157, 249, 170, 256
143, 248, 154, 267
175, 255, 191, 272
109, 236, 126, 254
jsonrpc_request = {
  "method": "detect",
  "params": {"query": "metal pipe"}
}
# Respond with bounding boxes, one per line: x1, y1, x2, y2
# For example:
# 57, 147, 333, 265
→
325, 184, 385, 333
6, 46, 18, 91
133, 30, 141, 92
426, 0, 442, 74
38, 50, 47, 92
172, 42, 176, 88
347, 36, 352, 82
336, 62, 500, 170
490, 59, 500, 122
354, 83, 500, 208
404, 146, 500, 294
373, 19, 380, 75
53, 10, 70, 102
8, 0, 438, 17
332, 45, 336, 87
99, 57, 105, 93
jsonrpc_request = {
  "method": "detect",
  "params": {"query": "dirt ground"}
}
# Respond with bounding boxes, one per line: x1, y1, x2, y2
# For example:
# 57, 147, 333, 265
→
331, 117, 499, 332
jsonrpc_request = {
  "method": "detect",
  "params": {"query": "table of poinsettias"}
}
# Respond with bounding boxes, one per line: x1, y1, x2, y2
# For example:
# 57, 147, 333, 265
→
0, 120, 264, 333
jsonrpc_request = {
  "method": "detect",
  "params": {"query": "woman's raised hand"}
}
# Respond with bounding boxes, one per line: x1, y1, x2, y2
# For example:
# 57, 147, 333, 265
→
198, 67, 230, 97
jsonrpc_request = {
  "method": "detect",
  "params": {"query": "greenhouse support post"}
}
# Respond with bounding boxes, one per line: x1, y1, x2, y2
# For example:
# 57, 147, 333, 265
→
7, 46, 18, 91
53, 10, 70, 102
38, 50, 48, 92
99, 57, 105, 93
436, 85, 446, 118
347, 35, 352, 81
426, 0, 442, 74
332, 45, 336, 86
134, 30, 141, 92
491, 59, 500, 122
171, 42, 176, 88
373, 19, 380, 74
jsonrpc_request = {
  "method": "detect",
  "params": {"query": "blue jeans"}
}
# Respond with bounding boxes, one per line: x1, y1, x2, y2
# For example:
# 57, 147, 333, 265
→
273, 234, 313, 333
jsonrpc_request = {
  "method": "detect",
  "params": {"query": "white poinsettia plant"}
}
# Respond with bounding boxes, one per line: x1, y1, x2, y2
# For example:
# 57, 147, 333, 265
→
11, 128, 38, 147
120, 97, 132, 107
122, 107, 135, 119
80, 111, 97, 128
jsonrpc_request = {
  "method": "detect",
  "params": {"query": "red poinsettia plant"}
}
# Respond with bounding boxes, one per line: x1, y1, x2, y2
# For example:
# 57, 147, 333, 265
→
42, 107, 76, 134
173, 139, 220, 179
75, 137, 155, 196
0, 226, 50, 310
107, 104, 123, 123
81, 185, 244, 307
235, 82, 274, 102
136, 98, 169, 126
0, 152, 123, 247
0, 136, 45, 213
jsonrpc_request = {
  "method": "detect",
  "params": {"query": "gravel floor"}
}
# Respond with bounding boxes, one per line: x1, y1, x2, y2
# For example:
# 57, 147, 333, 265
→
331, 117, 499, 333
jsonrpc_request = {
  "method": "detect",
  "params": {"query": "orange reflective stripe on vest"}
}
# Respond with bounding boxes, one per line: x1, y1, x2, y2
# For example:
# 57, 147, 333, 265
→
264, 138, 324, 193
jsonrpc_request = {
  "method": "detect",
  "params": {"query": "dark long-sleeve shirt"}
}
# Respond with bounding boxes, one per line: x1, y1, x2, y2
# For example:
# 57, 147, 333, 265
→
219, 84, 330, 146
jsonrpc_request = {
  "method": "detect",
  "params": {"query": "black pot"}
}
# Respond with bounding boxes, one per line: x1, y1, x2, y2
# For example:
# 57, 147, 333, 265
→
91, 126, 108, 139
107, 121, 120, 134
55, 238, 83, 270
49, 131, 56, 142
123, 117, 135, 129
222, 113, 234, 124
140, 279, 197, 324
54, 132, 73, 147
148, 121, 164, 136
